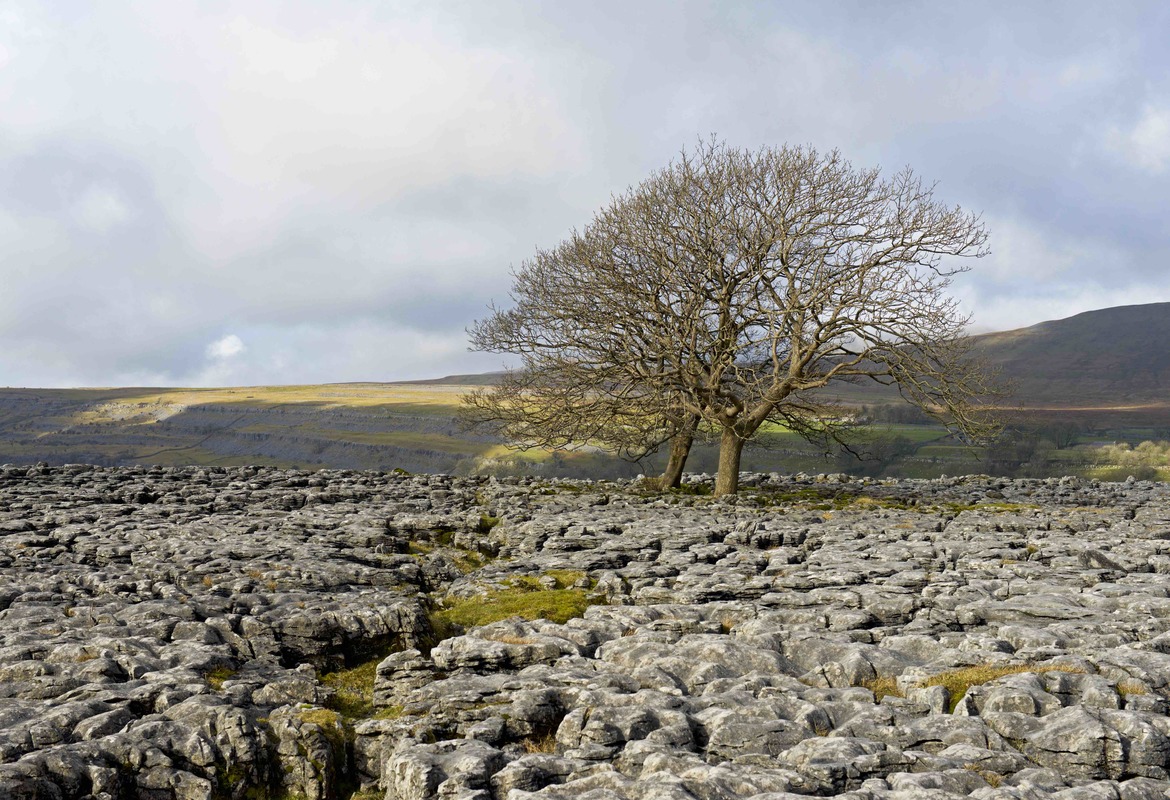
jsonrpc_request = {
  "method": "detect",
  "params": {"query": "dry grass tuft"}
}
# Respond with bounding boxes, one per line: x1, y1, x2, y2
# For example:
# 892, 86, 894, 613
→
963, 764, 1003, 788
481, 633, 536, 645
1117, 679, 1149, 697
922, 663, 1085, 712
522, 733, 558, 754
861, 675, 903, 702
297, 707, 343, 728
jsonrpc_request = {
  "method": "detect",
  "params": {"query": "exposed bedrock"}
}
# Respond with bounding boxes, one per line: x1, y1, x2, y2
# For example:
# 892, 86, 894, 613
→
3, 465, 1170, 798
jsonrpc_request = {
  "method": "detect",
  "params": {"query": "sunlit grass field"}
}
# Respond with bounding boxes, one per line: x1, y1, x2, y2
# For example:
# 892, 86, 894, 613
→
0, 383, 492, 471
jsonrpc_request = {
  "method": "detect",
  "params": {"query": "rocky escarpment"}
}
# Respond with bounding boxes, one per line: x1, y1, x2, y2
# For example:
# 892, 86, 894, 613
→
4, 466, 1170, 799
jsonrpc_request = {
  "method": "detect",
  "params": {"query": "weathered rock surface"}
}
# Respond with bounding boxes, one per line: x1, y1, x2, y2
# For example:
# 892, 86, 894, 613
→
4, 465, 1170, 798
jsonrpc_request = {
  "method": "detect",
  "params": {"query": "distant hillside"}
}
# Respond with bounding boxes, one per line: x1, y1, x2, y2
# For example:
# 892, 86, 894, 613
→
776, 303, 1170, 419
972, 302, 1170, 407
0, 384, 504, 472
440, 304, 1170, 412
3, 303, 1170, 472
398, 372, 506, 386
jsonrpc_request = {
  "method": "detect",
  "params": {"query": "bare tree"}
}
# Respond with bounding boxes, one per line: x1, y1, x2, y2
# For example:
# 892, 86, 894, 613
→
468, 140, 997, 494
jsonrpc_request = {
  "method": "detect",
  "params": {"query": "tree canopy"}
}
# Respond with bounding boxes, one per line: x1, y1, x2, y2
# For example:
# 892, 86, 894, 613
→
466, 141, 997, 494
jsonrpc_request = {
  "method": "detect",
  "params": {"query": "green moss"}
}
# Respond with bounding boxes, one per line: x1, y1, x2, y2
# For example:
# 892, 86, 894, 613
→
475, 515, 501, 534
214, 764, 286, 800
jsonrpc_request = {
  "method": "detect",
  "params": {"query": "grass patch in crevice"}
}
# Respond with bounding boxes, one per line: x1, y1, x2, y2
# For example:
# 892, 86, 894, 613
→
319, 646, 402, 720
427, 571, 599, 644
371, 704, 419, 720
942, 501, 1039, 515
1117, 679, 1149, 698
521, 732, 558, 754
858, 663, 1091, 712
453, 550, 489, 573
861, 675, 903, 702
297, 707, 344, 729
346, 790, 385, 800
432, 526, 458, 547
204, 666, 236, 692
921, 663, 1086, 713
746, 487, 919, 512
407, 541, 435, 556
963, 764, 1004, 788
670, 483, 713, 497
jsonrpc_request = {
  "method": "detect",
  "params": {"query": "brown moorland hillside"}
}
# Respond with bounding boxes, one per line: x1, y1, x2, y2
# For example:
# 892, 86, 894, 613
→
971, 301, 1170, 407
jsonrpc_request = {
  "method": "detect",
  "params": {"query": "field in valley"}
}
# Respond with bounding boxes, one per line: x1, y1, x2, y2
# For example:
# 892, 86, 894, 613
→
0, 383, 510, 474
4, 381, 1170, 481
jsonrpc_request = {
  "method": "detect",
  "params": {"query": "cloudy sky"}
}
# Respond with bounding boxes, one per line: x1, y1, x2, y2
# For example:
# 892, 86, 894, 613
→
2, 1, 1168, 387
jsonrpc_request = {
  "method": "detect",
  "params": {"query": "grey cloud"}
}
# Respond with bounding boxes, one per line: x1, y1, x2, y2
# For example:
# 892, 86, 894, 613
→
1, 0, 1168, 386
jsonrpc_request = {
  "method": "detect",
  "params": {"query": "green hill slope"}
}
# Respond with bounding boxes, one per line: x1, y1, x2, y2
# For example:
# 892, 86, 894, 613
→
0, 384, 504, 472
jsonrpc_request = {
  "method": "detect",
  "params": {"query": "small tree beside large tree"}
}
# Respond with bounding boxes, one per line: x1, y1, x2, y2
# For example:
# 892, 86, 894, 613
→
465, 140, 997, 495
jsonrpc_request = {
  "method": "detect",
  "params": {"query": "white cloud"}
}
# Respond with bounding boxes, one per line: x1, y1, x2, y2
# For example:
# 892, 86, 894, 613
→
205, 11, 588, 200
226, 16, 339, 82
206, 334, 245, 360
72, 185, 135, 233
180, 321, 496, 388
956, 282, 1169, 336
975, 216, 1128, 285
1107, 103, 1170, 173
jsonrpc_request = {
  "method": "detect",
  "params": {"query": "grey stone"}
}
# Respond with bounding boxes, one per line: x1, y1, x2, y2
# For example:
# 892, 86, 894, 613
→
5, 468, 1170, 799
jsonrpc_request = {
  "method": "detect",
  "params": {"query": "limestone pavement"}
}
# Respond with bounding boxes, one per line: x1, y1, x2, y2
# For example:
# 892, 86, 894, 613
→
3, 464, 1170, 799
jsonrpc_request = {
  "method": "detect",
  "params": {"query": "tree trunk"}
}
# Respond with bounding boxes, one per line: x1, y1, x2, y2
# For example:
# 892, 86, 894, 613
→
657, 417, 697, 490
714, 427, 746, 496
